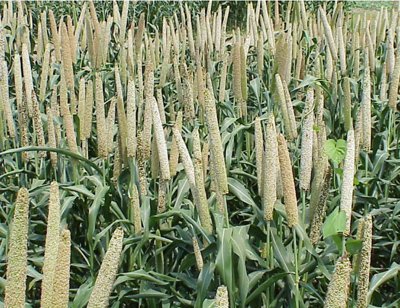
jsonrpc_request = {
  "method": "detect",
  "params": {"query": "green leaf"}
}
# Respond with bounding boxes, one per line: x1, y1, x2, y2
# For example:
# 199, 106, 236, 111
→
322, 207, 347, 238
228, 177, 256, 207
202, 299, 214, 308
115, 270, 169, 286
345, 238, 363, 255
195, 263, 216, 308
232, 226, 250, 307
324, 139, 347, 164
216, 228, 234, 306
245, 272, 289, 304
367, 263, 400, 302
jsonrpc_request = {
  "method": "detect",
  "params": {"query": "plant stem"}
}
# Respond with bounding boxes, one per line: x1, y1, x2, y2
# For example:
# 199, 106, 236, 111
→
293, 228, 300, 308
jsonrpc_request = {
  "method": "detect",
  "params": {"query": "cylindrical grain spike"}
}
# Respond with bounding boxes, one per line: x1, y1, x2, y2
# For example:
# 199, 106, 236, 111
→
52, 228, 71, 308
48, 10, 61, 61
95, 72, 107, 158
84, 80, 93, 139
182, 63, 195, 121
204, 88, 228, 194
13, 53, 23, 110
277, 134, 298, 227
193, 128, 213, 234
257, 36, 264, 77
354, 108, 363, 163
388, 47, 400, 110
172, 126, 196, 188
21, 43, 34, 116
18, 97, 29, 162
169, 110, 183, 177
115, 98, 127, 162
352, 217, 366, 274
275, 74, 292, 140
39, 43, 51, 102
214, 285, 229, 308
356, 215, 373, 308
343, 77, 352, 131
78, 77, 86, 141
126, 77, 137, 157
319, 7, 338, 60
41, 181, 61, 308
151, 96, 170, 180
380, 63, 387, 101
60, 22, 74, 91
106, 98, 116, 156
157, 179, 167, 214
386, 28, 395, 76
232, 38, 243, 107
0, 60, 15, 138
299, 88, 314, 191
309, 166, 332, 244
142, 56, 154, 159
324, 255, 351, 308
87, 227, 124, 308
283, 80, 298, 139
112, 140, 122, 183
137, 130, 147, 196
4, 187, 29, 308
129, 184, 142, 236
46, 105, 57, 166
263, 113, 278, 221
361, 66, 371, 151
192, 237, 204, 271
240, 45, 247, 115
254, 117, 264, 195
337, 26, 347, 75
340, 129, 355, 236
31, 91, 46, 157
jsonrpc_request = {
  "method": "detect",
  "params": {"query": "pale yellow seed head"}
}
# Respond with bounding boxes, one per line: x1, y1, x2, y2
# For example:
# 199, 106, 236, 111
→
215, 285, 229, 308
52, 228, 71, 308
356, 215, 373, 308
277, 133, 298, 227
192, 237, 204, 270
324, 255, 351, 308
4, 187, 29, 308
87, 227, 124, 308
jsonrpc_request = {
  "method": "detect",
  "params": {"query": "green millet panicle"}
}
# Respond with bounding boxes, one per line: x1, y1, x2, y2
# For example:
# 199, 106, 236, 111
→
204, 88, 228, 194
324, 254, 351, 308
52, 228, 71, 308
299, 88, 314, 191
151, 96, 170, 180
309, 166, 332, 244
193, 128, 213, 234
169, 111, 183, 177
87, 227, 124, 308
277, 133, 298, 227
192, 236, 204, 270
254, 117, 264, 195
129, 185, 142, 236
4, 187, 29, 308
41, 181, 62, 308
263, 113, 278, 221
340, 129, 355, 236
356, 215, 373, 308
353, 217, 366, 274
